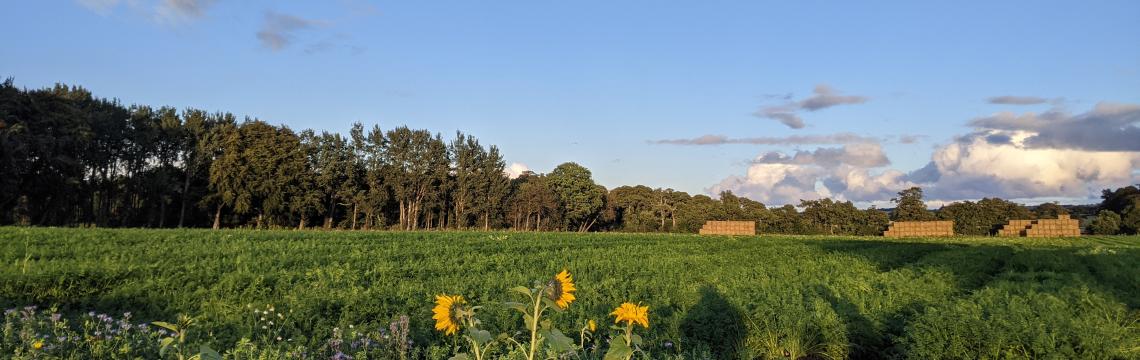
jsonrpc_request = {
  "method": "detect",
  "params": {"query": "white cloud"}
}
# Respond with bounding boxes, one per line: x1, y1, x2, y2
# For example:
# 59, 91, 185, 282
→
505, 162, 530, 179
711, 103, 1140, 205
921, 130, 1139, 200
708, 144, 905, 205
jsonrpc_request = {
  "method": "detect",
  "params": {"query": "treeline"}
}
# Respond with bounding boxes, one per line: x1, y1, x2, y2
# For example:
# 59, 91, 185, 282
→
1, 79, 1138, 235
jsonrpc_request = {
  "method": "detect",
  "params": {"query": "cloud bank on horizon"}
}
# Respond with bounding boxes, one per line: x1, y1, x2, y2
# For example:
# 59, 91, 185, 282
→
699, 101, 1140, 206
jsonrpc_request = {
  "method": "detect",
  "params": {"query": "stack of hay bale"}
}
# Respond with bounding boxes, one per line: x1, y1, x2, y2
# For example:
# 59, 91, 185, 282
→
999, 214, 1080, 237
1025, 216, 1080, 237
698, 221, 756, 235
883, 221, 954, 237
997, 219, 1036, 237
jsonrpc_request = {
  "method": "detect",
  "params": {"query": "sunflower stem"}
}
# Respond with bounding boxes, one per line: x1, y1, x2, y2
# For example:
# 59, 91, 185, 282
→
623, 323, 634, 360
526, 284, 546, 360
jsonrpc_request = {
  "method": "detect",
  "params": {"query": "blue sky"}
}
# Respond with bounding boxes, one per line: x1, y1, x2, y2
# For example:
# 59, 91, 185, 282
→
5, 1, 1139, 206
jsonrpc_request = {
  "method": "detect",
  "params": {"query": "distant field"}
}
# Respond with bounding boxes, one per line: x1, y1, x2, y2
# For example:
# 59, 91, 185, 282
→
1, 228, 1138, 359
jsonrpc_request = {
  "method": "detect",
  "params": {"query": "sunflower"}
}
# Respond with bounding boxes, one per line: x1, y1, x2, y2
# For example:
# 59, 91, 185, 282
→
610, 302, 649, 329
31, 340, 44, 350
432, 294, 465, 336
545, 269, 577, 309
587, 319, 597, 332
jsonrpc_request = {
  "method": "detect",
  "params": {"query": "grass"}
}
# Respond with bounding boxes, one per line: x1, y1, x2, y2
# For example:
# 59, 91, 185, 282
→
1, 228, 1138, 359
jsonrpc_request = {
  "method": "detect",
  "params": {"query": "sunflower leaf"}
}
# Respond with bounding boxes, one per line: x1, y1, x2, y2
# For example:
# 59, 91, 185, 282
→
603, 341, 633, 360
152, 321, 179, 332
524, 314, 536, 330
159, 338, 174, 356
510, 286, 532, 298
449, 353, 471, 360
630, 334, 643, 346
541, 297, 564, 312
467, 329, 493, 345
503, 302, 528, 314
544, 329, 574, 352
199, 345, 223, 360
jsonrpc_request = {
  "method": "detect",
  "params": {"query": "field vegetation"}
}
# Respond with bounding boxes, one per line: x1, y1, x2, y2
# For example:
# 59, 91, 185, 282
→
1, 228, 1138, 359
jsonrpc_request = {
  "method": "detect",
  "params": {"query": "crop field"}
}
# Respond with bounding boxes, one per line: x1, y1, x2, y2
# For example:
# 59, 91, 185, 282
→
1, 228, 1138, 359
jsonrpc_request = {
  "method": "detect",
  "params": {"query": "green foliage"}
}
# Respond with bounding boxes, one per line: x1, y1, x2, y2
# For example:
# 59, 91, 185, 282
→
901, 283, 1140, 359
1123, 200, 1140, 235
1089, 210, 1122, 235
548, 162, 606, 232
938, 198, 1033, 235
1, 228, 1138, 358
891, 187, 935, 221
1033, 202, 1068, 219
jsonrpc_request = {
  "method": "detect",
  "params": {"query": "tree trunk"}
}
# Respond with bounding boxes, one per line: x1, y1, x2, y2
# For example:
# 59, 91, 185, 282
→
213, 205, 222, 230
299, 215, 307, 230
398, 200, 406, 230
536, 212, 542, 232
159, 199, 167, 228
325, 197, 335, 229
178, 172, 191, 228
256, 212, 263, 230
352, 203, 358, 230
483, 212, 489, 231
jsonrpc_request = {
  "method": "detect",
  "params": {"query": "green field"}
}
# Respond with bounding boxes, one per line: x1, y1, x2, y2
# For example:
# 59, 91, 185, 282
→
1, 228, 1138, 359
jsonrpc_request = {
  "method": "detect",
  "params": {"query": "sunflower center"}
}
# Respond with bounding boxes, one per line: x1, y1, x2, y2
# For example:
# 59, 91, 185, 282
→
546, 279, 563, 300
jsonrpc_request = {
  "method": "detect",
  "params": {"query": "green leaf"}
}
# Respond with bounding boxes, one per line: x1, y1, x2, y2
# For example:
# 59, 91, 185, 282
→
449, 353, 471, 360
544, 329, 574, 352
503, 302, 528, 314
523, 313, 536, 330
603, 340, 633, 360
541, 297, 564, 312
467, 329, 493, 345
540, 319, 552, 330
152, 321, 179, 332
630, 334, 642, 346
510, 286, 532, 298
198, 345, 223, 360
159, 338, 174, 356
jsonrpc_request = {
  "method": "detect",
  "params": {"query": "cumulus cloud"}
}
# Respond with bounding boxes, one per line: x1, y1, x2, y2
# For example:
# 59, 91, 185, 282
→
920, 130, 1139, 200
708, 143, 906, 205
649, 132, 880, 146
755, 84, 868, 129
505, 162, 530, 179
753, 143, 890, 168
257, 11, 323, 51
712, 102, 1140, 205
968, 102, 1140, 151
